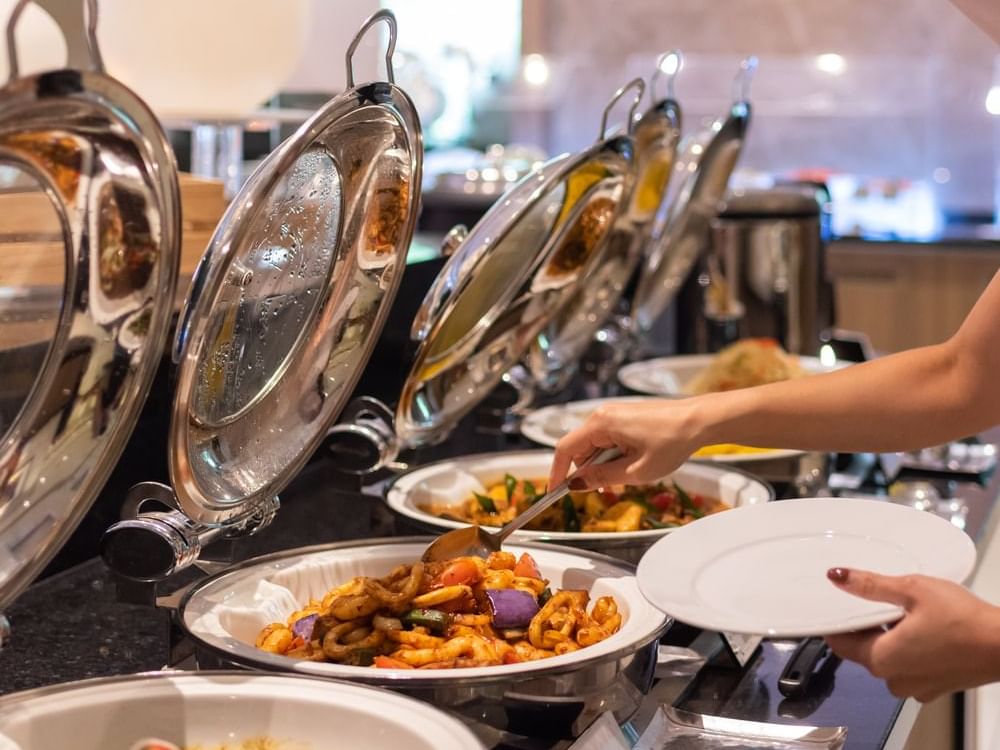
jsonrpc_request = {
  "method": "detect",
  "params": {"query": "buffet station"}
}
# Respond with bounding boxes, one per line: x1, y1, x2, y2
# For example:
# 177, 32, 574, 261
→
1, 3, 999, 749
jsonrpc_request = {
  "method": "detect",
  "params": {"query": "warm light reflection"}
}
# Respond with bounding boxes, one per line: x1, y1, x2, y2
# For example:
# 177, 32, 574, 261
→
523, 53, 550, 86
819, 344, 837, 368
816, 53, 846, 75
658, 52, 680, 76
986, 86, 1000, 116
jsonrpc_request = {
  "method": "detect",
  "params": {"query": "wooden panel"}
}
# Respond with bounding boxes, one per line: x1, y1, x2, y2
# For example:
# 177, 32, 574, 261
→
0, 173, 225, 238
829, 240, 1000, 353
0, 230, 213, 289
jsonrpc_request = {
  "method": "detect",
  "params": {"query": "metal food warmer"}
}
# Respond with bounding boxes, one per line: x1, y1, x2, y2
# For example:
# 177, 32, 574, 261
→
0, 4, 922, 747
0, 4, 700, 744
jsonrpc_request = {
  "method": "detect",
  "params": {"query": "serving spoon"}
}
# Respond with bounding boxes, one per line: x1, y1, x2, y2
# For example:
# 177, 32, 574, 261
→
421, 447, 623, 562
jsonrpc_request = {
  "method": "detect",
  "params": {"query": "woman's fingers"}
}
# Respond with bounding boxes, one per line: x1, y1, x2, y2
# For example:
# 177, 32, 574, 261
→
827, 568, 919, 610
569, 454, 638, 490
824, 629, 881, 668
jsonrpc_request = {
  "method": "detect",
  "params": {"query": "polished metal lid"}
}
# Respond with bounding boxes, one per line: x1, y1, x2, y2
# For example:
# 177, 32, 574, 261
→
630, 51, 683, 226
525, 54, 686, 391
395, 85, 641, 446
168, 10, 421, 525
630, 56, 757, 336
0, 0, 180, 610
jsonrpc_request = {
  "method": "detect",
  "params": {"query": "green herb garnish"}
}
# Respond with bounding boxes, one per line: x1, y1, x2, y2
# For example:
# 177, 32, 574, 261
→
475, 493, 498, 513
674, 482, 703, 518
505, 474, 518, 503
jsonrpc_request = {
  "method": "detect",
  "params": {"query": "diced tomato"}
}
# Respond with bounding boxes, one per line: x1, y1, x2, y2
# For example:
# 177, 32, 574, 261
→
600, 489, 619, 507
649, 492, 675, 511
502, 651, 522, 664
691, 493, 706, 509
513, 552, 542, 580
374, 655, 414, 669
437, 558, 482, 587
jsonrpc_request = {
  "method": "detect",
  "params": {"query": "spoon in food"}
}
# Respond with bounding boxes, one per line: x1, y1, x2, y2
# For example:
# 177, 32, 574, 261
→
421, 447, 623, 562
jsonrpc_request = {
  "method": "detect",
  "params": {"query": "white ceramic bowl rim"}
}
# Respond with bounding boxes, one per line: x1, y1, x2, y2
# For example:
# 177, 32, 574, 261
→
179, 539, 669, 684
0, 670, 485, 750
384, 449, 775, 541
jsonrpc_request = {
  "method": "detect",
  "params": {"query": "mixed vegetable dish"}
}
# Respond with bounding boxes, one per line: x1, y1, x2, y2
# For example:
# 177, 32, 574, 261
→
420, 476, 729, 532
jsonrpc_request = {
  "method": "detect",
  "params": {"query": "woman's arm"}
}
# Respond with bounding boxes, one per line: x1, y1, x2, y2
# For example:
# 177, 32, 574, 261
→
551, 270, 1000, 488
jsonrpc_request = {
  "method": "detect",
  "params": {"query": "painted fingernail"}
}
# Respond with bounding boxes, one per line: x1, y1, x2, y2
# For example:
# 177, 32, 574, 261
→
569, 477, 587, 491
827, 567, 850, 583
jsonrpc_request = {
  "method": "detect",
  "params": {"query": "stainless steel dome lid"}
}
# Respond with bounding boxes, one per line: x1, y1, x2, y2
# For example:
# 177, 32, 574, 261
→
631, 56, 757, 336
0, 0, 180, 611
524, 54, 686, 391
167, 9, 422, 526
394, 82, 643, 446
630, 50, 683, 226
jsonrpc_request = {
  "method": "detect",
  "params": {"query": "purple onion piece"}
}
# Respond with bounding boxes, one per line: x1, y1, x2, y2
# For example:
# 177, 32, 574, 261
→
484, 588, 540, 630
292, 613, 318, 640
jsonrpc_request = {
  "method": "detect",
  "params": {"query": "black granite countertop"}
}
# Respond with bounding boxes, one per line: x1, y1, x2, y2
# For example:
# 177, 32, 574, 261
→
2, 421, 998, 749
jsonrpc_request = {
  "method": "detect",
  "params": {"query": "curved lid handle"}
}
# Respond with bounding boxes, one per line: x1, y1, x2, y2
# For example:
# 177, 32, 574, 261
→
346, 8, 397, 87
651, 49, 683, 103
6, 0, 105, 82
732, 54, 758, 104
599, 77, 645, 140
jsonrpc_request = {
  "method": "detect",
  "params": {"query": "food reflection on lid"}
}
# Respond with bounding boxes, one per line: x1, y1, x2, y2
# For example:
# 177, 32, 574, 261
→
363, 179, 409, 257
544, 195, 616, 277
1, 132, 82, 199
97, 180, 158, 298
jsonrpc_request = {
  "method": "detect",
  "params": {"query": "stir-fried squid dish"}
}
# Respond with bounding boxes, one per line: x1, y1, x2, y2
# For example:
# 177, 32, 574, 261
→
256, 551, 621, 669
686, 337, 806, 395
420, 477, 728, 533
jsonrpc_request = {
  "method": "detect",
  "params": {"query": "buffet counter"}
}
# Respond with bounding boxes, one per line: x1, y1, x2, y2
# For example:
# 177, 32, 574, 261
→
3, 421, 997, 750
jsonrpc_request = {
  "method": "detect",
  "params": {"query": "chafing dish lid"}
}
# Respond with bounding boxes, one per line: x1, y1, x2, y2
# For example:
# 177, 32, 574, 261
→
396, 84, 643, 446
0, 0, 180, 610
525, 55, 687, 388
631, 56, 757, 335
168, 10, 422, 525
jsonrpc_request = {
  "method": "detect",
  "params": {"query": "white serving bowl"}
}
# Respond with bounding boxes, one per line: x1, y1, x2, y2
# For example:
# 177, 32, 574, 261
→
0, 672, 484, 750
384, 450, 774, 563
177, 539, 669, 737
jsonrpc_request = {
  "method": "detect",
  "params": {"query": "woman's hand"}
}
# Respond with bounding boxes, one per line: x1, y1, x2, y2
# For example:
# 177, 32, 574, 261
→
824, 568, 1000, 702
549, 399, 703, 489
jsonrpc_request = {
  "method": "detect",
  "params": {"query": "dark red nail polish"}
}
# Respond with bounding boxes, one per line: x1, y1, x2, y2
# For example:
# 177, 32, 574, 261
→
827, 567, 850, 583
568, 477, 587, 491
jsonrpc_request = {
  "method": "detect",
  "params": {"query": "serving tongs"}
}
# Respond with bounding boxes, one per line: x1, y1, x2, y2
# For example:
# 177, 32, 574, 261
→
421, 448, 621, 561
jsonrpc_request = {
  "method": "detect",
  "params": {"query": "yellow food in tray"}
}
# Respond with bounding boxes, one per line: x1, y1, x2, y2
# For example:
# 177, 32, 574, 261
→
420, 477, 728, 533
691, 443, 782, 457
255, 551, 621, 669
686, 337, 806, 395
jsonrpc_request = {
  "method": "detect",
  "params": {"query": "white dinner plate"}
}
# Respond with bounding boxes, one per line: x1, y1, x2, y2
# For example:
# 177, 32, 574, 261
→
520, 397, 804, 463
636, 497, 976, 637
618, 354, 845, 398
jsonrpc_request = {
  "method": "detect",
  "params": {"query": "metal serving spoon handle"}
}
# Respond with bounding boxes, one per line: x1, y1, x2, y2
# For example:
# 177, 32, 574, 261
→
493, 447, 623, 544
420, 447, 623, 562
